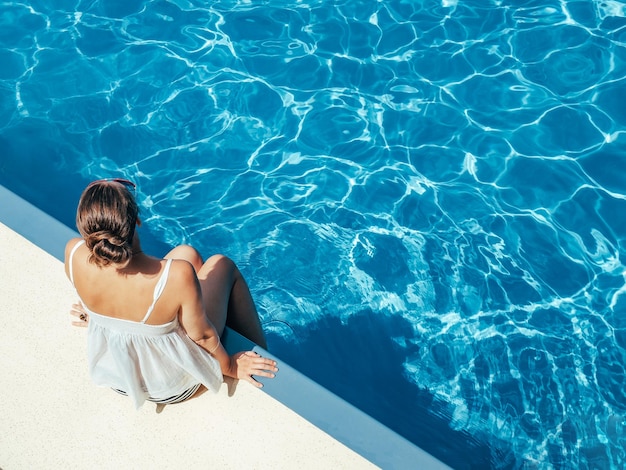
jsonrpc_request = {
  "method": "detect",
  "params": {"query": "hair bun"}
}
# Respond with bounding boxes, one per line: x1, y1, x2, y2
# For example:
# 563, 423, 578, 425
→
87, 231, 133, 266
76, 180, 139, 267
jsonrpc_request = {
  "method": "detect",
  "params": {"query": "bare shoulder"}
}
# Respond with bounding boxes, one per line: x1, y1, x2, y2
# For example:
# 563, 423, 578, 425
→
165, 258, 201, 307
168, 258, 199, 285
64, 237, 84, 278
64, 238, 84, 261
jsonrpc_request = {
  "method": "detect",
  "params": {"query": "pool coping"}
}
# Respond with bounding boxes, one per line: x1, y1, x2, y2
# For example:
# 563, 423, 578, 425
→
0, 184, 449, 469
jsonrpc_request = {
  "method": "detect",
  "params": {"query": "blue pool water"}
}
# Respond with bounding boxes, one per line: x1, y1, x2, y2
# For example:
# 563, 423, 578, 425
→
2, 1, 626, 468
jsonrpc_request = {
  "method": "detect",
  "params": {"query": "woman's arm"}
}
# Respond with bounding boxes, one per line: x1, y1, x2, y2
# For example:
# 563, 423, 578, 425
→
175, 260, 277, 387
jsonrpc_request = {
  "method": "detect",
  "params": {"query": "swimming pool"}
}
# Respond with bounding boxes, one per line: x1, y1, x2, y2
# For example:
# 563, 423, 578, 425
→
1, 0, 626, 468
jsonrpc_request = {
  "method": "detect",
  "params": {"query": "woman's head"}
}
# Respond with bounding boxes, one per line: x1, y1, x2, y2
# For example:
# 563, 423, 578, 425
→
76, 179, 139, 267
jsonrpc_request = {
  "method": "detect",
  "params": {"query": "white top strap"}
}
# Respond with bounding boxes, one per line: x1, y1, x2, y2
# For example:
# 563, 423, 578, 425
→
68, 240, 85, 286
140, 258, 173, 324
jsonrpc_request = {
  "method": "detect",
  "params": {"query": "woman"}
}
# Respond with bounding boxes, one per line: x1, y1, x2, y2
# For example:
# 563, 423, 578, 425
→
64, 178, 277, 409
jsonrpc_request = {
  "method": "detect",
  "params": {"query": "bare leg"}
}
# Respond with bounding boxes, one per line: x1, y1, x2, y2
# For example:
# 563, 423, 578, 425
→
167, 246, 267, 348
224, 263, 267, 348
159, 246, 263, 403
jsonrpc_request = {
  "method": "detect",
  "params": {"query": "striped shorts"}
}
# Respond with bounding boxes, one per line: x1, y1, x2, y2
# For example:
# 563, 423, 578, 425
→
113, 383, 202, 405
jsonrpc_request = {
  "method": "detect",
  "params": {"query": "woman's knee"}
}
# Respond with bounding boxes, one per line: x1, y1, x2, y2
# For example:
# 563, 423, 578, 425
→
206, 254, 235, 270
202, 254, 238, 279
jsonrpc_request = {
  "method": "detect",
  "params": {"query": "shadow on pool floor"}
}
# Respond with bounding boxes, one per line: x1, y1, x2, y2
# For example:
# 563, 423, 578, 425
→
266, 310, 517, 470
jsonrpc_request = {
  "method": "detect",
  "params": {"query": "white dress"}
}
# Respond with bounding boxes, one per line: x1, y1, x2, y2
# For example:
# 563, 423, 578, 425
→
69, 240, 223, 408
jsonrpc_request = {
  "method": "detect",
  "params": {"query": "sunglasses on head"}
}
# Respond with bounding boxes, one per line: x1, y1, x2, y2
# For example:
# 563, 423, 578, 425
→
88, 178, 136, 194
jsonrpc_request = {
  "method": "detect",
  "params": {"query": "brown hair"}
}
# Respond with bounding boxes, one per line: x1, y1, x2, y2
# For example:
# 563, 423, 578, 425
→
76, 181, 139, 267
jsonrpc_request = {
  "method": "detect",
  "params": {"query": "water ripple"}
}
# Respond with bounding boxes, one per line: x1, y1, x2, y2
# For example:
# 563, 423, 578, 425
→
2, 0, 626, 468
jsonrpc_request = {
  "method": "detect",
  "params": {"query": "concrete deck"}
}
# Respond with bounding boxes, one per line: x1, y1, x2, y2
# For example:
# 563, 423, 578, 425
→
0, 220, 378, 469
0, 185, 449, 470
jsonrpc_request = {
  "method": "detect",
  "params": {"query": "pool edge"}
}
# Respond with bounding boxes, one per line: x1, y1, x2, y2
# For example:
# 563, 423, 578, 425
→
0, 184, 449, 470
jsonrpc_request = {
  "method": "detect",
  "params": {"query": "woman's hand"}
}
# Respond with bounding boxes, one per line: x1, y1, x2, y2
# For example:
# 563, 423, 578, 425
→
228, 351, 278, 388
70, 302, 89, 327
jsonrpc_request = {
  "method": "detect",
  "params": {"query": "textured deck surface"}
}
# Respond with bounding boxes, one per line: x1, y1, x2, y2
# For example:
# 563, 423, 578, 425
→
0, 221, 376, 469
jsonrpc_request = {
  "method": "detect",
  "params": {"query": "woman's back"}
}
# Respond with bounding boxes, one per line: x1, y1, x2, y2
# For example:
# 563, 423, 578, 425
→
67, 239, 224, 408
68, 239, 181, 326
